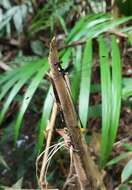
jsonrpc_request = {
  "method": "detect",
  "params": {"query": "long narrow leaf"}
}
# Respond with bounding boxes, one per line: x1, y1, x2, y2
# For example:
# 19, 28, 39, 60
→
71, 46, 82, 101
0, 61, 43, 101
79, 39, 93, 128
121, 159, 132, 183
109, 36, 122, 152
67, 14, 132, 43
0, 67, 21, 86
68, 15, 110, 43
14, 62, 49, 142
67, 13, 107, 43
107, 152, 130, 166
36, 87, 54, 152
87, 16, 132, 39
99, 36, 111, 167
0, 63, 43, 124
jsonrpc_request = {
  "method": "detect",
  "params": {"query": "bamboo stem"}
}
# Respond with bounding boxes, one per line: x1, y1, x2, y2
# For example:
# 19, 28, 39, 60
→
48, 37, 106, 190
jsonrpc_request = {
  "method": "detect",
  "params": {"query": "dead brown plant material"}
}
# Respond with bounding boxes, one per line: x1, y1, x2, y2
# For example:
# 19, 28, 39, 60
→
36, 103, 58, 189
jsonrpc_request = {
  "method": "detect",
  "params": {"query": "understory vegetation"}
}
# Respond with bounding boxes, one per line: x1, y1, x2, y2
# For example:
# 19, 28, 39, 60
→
0, 0, 132, 189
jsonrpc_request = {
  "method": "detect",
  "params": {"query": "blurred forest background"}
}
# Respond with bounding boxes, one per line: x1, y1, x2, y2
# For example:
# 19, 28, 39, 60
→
0, 0, 132, 189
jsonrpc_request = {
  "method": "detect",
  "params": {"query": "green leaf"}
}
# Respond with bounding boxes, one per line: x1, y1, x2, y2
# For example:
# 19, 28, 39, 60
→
122, 87, 132, 100
121, 159, 132, 182
128, 33, 132, 45
57, 14, 68, 35
122, 78, 132, 99
0, 62, 43, 124
0, 154, 9, 169
99, 35, 122, 168
122, 143, 132, 151
0, 58, 43, 86
30, 40, 45, 56
118, 184, 131, 190
0, 6, 18, 31
79, 39, 93, 128
12, 177, 23, 189
36, 87, 54, 152
109, 35, 122, 155
0, 0, 11, 9
0, 67, 21, 86
67, 13, 109, 43
71, 46, 82, 102
99, 36, 111, 167
107, 152, 130, 166
87, 16, 132, 39
13, 5, 28, 33
14, 62, 49, 142
66, 13, 132, 43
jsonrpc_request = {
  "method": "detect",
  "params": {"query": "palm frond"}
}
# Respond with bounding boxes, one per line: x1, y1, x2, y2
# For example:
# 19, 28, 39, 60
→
0, 13, 131, 157
14, 60, 49, 142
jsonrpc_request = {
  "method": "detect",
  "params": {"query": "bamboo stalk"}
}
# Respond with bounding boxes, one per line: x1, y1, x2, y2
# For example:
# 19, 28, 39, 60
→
48, 37, 106, 190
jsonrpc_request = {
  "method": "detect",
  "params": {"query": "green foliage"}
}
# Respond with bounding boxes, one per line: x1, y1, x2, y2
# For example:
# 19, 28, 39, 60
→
29, 0, 73, 36
36, 87, 54, 152
78, 39, 93, 128
118, 184, 131, 190
0, 13, 132, 163
107, 153, 132, 189
107, 152, 131, 166
116, 0, 132, 16
99, 36, 111, 167
99, 35, 122, 168
71, 46, 82, 101
109, 35, 122, 162
121, 159, 132, 183
0, 2, 132, 188
0, 1, 32, 36
14, 61, 49, 142
0, 154, 9, 169
66, 13, 132, 43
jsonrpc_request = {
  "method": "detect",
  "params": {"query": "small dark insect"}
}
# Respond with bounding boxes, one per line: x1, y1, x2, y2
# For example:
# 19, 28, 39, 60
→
56, 61, 73, 76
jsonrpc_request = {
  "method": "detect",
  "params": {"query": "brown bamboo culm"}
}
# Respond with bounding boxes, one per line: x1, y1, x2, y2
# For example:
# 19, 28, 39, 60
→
48, 37, 106, 190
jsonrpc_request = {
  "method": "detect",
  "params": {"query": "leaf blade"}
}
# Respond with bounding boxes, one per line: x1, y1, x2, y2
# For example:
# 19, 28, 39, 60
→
99, 36, 111, 167
14, 62, 49, 142
79, 39, 93, 128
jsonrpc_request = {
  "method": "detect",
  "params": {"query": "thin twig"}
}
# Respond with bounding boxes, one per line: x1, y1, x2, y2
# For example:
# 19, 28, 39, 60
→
58, 30, 127, 50
36, 142, 64, 189
39, 102, 58, 189
109, 29, 127, 38
114, 137, 131, 148
58, 40, 86, 50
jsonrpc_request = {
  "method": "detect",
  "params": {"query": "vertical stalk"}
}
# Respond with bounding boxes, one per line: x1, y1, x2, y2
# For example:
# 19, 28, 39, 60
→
48, 37, 106, 190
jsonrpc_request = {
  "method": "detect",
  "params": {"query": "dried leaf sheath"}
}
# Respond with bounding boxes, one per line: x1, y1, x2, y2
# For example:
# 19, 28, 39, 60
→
48, 37, 106, 190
